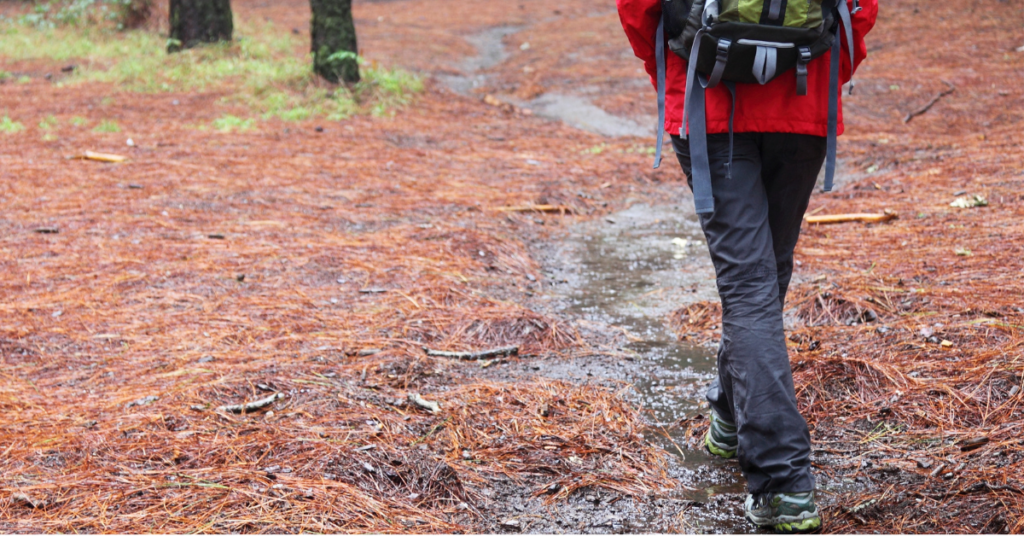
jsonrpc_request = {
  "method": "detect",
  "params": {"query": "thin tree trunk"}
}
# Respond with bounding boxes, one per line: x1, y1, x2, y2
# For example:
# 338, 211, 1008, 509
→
309, 0, 359, 83
167, 0, 233, 53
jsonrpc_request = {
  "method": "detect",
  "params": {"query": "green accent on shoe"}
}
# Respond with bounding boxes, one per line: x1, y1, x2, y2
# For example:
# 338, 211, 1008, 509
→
745, 491, 821, 534
704, 409, 738, 459
773, 516, 822, 534
704, 430, 736, 458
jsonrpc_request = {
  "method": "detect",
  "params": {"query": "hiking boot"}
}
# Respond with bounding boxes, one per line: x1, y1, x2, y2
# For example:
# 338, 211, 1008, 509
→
744, 491, 821, 533
704, 408, 737, 459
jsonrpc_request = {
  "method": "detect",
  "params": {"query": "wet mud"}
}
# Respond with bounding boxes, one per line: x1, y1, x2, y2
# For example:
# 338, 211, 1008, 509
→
466, 193, 762, 533
437, 25, 652, 138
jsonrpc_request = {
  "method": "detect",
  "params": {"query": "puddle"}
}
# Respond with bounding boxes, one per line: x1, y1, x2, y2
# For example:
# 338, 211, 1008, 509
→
437, 27, 652, 138
517, 93, 652, 138
435, 26, 522, 96
525, 195, 756, 532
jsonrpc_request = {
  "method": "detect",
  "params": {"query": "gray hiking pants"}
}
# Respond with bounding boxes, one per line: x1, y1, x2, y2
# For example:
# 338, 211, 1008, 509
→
672, 132, 824, 494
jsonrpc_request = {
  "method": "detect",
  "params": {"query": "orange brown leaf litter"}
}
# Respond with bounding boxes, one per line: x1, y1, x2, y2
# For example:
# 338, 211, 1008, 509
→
2, 0, 1024, 533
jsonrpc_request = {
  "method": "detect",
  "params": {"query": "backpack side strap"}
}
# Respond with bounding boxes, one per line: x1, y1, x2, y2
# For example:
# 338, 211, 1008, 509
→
823, 29, 840, 192
653, 16, 667, 169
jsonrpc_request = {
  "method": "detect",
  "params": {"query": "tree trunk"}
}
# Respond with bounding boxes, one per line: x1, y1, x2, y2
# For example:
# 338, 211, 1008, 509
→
167, 0, 233, 53
309, 0, 359, 83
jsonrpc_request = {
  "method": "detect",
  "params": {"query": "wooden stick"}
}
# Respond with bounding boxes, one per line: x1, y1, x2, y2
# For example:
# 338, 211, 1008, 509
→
805, 210, 898, 225
78, 151, 128, 163
904, 81, 955, 123
408, 393, 441, 413
217, 392, 283, 414
422, 345, 519, 360
494, 205, 574, 214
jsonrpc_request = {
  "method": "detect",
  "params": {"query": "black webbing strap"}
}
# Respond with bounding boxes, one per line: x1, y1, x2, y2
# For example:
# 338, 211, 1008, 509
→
795, 46, 811, 96
823, 31, 840, 192
653, 16, 666, 169
724, 80, 736, 180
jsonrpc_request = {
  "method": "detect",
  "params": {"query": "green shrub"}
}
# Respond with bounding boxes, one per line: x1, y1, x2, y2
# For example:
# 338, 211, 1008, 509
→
1, 115, 26, 133
93, 119, 120, 132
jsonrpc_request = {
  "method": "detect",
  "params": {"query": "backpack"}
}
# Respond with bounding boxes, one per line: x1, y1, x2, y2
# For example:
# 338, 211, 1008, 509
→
652, 0, 859, 214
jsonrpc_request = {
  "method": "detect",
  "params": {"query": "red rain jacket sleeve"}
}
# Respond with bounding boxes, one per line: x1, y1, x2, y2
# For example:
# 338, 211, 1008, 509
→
617, 0, 879, 137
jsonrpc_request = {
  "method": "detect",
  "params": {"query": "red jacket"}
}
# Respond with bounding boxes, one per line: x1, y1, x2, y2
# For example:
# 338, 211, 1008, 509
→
617, 0, 878, 137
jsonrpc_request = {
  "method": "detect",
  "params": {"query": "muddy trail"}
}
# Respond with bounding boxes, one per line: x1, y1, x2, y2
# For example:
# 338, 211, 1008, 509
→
2, 0, 1024, 533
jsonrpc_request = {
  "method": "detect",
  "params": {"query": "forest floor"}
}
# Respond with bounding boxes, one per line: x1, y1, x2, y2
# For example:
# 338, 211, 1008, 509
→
2, 0, 1023, 533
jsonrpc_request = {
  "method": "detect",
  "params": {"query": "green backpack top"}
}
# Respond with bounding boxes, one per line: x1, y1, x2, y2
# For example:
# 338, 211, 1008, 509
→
652, 0, 859, 214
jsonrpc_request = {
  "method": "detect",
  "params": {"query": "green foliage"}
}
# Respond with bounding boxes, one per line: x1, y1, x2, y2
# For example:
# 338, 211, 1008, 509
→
16, 0, 150, 30
38, 115, 59, 129
212, 114, 253, 132
1, 115, 26, 134
70, 116, 88, 126
0, 19, 422, 124
93, 119, 120, 132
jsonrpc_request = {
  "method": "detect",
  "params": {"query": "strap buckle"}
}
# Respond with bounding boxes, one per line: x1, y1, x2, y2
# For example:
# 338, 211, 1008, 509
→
798, 47, 812, 64
716, 38, 732, 63
851, 0, 862, 14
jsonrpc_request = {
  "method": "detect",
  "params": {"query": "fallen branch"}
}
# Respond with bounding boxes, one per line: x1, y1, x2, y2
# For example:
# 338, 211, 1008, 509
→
75, 151, 128, 163
903, 81, 955, 123
422, 345, 519, 360
495, 205, 574, 214
217, 392, 283, 414
805, 209, 898, 225
408, 392, 441, 413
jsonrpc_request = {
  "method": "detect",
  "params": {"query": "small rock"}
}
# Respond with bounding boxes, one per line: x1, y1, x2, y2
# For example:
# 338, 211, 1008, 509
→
208, 233, 225, 239
500, 518, 521, 531
171, 99, 180, 106
12, 492, 45, 509
126, 395, 158, 408
315, 126, 324, 132
236, 274, 245, 282
61, 65, 76, 73
926, 336, 940, 344
875, 325, 891, 335
915, 458, 932, 470
197, 355, 214, 363
1009, 386, 1020, 397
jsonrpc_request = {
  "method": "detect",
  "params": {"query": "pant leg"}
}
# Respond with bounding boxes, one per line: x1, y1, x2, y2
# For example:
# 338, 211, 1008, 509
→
760, 134, 828, 307
672, 133, 814, 494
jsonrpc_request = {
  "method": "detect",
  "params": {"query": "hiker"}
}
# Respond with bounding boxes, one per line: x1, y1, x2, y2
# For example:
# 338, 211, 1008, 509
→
616, 0, 878, 532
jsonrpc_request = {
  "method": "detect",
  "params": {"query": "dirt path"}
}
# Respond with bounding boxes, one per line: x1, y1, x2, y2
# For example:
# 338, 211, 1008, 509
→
2, 0, 1024, 533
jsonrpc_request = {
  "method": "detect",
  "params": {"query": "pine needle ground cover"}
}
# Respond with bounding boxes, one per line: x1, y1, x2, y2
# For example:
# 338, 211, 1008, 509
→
2, 0, 1023, 532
